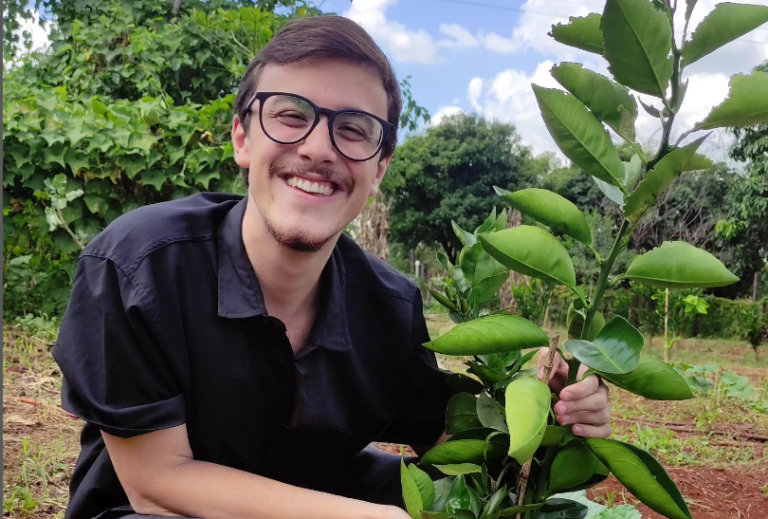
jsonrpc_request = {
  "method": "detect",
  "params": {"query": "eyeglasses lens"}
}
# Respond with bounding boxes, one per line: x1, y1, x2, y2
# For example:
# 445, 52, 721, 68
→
261, 94, 384, 160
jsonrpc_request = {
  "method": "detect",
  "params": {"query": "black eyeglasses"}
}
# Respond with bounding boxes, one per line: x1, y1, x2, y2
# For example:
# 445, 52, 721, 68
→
245, 91, 395, 162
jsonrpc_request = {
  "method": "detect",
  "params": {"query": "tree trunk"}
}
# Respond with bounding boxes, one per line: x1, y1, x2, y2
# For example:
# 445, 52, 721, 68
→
753, 270, 760, 302
357, 195, 390, 261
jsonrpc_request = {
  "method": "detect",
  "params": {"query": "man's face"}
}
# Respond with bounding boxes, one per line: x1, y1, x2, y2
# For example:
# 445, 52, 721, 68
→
232, 60, 391, 252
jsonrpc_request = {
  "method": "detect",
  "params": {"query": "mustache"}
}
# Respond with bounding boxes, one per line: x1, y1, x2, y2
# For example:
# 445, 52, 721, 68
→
269, 160, 353, 192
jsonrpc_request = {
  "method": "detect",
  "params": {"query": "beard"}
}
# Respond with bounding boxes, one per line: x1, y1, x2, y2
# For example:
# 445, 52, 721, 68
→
263, 214, 335, 253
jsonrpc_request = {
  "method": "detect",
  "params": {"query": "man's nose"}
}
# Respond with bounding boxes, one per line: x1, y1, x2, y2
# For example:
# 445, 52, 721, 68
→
296, 117, 337, 164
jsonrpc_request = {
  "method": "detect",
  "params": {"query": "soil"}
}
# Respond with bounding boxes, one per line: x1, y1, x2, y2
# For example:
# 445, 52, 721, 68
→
588, 466, 768, 519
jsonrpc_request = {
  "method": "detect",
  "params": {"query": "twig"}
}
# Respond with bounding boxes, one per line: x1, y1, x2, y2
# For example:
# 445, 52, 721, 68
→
515, 335, 560, 519
3, 395, 78, 420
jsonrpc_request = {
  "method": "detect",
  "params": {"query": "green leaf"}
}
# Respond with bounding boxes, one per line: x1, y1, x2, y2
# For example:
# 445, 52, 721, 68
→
66, 126, 89, 146
446, 475, 481, 518
550, 440, 602, 492
566, 301, 605, 341
43, 143, 67, 168
601, 0, 673, 97
492, 503, 544, 518
586, 439, 692, 519
539, 498, 589, 519
140, 170, 167, 191
541, 425, 567, 447
624, 137, 707, 225
495, 187, 592, 245
409, 464, 436, 511
480, 226, 577, 290
434, 463, 483, 476
593, 356, 693, 400
83, 195, 108, 215
430, 289, 459, 313
447, 393, 483, 434
447, 374, 484, 395
128, 132, 160, 154
476, 392, 508, 432
683, 3, 768, 66
432, 478, 453, 512
626, 241, 739, 288
549, 14, 604, 54
476, 207, 498, 234
481, 484, 508, 519
505, 377, 551, 464
551, 63, 638, 143
424, 313, 549, 355
564, 316, 644, 375
453, 221, 477, 247
533, 86, 625, 188
468, 362, 509, 386
681, 153, 714, 172
420, 438, 508, 465
696, 71, 768, 129
459, 242, 509, 304
64, 148, 90, 175
402, 458, 424, 519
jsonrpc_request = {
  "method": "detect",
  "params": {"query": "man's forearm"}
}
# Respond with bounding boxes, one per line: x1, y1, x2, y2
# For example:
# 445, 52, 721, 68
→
134, 458, 397, 519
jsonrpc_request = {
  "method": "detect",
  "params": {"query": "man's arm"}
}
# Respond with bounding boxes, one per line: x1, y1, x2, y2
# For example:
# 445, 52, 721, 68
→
102, 424, 410, 519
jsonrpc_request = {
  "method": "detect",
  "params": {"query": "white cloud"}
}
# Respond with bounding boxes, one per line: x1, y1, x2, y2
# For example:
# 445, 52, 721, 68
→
467, 61, 563, 154
344, 0, 438, 64
430, 105, 464, 126
438, 23, 479, 49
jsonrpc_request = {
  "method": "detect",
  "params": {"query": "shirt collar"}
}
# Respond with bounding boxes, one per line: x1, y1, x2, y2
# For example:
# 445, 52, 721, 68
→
216, 196, 353, 353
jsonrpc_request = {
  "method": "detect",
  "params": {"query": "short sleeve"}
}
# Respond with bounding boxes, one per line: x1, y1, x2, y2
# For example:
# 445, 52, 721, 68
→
52, 255, 186, 438
381, 289, 452, 447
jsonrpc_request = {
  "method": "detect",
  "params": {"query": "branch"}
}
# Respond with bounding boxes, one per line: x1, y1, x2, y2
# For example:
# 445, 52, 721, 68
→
172, 0, 184, 16
56, 207, 85, 250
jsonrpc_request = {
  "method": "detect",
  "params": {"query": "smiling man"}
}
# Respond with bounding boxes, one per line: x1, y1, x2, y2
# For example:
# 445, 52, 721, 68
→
52, 15, 611, 519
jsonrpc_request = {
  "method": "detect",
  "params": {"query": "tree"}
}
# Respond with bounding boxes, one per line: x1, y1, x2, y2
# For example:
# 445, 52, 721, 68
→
383, 113, 539, 256
716, 62, 768, 301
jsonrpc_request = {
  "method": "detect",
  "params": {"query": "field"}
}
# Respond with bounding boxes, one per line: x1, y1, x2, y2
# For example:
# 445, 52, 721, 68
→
3, 313, 767, 518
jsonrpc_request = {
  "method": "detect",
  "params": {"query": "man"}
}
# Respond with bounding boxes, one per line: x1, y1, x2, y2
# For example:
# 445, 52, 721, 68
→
53, 15, 611, 519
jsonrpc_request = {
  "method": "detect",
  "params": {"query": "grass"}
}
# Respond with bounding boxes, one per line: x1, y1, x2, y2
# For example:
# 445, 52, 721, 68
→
3, 311, 767, 517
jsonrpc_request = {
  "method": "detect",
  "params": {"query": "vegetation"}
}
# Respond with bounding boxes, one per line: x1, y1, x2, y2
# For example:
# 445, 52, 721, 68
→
400, 1, 768, 518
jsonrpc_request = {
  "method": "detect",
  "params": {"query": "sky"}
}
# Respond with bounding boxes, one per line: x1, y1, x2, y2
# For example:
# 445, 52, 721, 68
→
15, 0, 768, 162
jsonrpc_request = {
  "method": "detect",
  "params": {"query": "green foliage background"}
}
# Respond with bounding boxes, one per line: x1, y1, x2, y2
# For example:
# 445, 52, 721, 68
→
2, 1, 360, 317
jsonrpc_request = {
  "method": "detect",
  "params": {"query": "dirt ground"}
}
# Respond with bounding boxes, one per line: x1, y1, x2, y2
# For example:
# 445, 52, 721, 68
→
3, 323, 768, 518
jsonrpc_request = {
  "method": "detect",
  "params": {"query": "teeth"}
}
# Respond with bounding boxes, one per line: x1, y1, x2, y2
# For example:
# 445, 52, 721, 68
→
286, 175, 334, 196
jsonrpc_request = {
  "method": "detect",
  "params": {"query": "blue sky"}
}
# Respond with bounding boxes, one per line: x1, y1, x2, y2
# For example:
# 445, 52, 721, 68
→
321, 0, 768, 162
15, 0, 768, 161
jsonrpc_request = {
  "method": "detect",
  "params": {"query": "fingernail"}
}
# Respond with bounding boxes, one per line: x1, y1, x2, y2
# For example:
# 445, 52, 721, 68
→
558, 404, 568, 414
538, 368, 544, 379
573, 425, 584, 435
562, 391, 573, 400
560, 414, 571, 424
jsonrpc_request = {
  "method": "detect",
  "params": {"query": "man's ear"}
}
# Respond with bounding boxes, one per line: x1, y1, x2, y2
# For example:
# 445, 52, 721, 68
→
232, 116, 250, 169
369, 154, 392, 198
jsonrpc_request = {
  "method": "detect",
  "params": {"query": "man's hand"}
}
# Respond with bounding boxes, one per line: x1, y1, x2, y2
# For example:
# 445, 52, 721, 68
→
537, 349, 612, 438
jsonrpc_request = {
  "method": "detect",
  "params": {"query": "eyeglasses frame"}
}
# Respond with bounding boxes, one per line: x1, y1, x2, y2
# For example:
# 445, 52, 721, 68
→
244, 91, 396, 162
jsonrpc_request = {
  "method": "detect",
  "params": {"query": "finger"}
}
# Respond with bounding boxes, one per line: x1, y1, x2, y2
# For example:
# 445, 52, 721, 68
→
571, 423, 612, 439
556, 408, 612, 427
560, 374, 600, 401
556, 385, 609, 413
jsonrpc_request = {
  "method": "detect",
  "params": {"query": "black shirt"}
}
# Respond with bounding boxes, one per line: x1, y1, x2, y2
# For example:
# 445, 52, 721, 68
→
52, 193, 451, 519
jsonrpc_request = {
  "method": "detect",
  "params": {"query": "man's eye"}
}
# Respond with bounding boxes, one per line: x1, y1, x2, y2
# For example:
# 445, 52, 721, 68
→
277, 112, 309, 123
338, 125, 367, 140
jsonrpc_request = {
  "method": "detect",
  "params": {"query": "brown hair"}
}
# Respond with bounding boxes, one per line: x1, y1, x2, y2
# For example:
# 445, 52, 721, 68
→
234, 15, 401, 174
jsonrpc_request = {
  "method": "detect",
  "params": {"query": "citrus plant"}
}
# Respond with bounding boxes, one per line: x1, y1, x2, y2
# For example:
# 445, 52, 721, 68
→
402, 1, 768, 518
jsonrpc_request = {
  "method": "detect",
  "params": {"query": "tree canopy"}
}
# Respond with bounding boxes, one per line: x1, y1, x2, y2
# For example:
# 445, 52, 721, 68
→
383, 113, 541, 256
